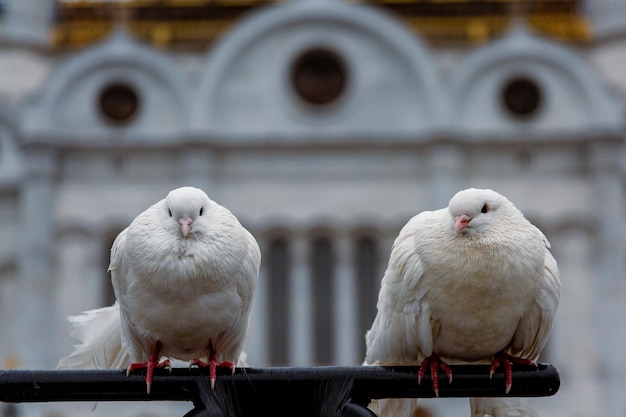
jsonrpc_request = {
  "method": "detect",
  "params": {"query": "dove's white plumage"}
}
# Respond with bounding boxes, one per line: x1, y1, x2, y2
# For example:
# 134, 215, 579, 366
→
364, 188, 560, 417
58, 187, 260, 380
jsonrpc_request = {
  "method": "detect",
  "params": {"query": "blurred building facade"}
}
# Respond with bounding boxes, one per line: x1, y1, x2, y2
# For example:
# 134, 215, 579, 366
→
0, 0, 625, 416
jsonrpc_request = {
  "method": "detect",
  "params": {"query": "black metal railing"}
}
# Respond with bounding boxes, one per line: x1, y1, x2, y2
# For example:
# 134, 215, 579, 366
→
0, 364, 559, 417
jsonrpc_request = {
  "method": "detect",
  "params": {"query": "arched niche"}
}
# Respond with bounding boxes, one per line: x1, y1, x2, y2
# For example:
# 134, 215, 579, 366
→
448, 26, 624, 140
22, 30, 191, 144
193, 1, 446, 142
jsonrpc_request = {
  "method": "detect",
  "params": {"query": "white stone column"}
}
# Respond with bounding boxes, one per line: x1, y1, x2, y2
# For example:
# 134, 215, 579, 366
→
15, 147, 57, 368
243, 237, 269, 366
590, 140, 626, 417
332, 232, 359, 365
288, 232, 313, 365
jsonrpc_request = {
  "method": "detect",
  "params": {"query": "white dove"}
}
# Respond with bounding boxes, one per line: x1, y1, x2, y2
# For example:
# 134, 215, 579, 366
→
58, 186, 261, 393
364, 188, 560, 416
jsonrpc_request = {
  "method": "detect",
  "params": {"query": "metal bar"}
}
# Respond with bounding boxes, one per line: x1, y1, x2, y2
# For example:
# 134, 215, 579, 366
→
0, 364, 559, 404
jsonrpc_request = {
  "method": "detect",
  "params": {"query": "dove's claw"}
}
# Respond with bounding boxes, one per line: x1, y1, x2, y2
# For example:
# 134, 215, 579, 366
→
190, 354, 235, 390
159, 359, 172, 373
126, 343, 171, 394
417, 354, 452, 397
489, 352, 537, 394
440, 361, 452, 384
126, 359, 156, 394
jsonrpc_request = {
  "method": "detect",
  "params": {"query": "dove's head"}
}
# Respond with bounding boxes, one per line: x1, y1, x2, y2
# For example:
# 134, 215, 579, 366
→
447, 188, 517, 236
163, 187, 212, 238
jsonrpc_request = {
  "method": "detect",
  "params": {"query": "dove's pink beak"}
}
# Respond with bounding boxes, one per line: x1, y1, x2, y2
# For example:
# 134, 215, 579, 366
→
454, 215, 471, 233
179, 216, 193, 237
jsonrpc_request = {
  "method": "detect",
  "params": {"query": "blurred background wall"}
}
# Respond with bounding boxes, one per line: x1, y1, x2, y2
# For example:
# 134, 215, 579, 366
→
0, 0, 624, 416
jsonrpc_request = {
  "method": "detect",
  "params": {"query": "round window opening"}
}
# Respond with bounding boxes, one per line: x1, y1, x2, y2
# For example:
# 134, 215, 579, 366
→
98, 83, 140, 124
290, 48, 347, 106
501, 77, 542, 119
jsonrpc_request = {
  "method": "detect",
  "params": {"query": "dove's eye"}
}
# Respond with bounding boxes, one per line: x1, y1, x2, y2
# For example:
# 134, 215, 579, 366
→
168, 209, 172, 217
481, 203, 489, 214
199, 207, 204, 216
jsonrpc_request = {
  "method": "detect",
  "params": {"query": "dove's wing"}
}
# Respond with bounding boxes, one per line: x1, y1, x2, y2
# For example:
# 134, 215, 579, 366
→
510, 234, 561, 360
108, 226, 128, 300
364, 212, 438, 417
365, 210, 443, 365
211, 226, 261, 362
107, 223, 156, 362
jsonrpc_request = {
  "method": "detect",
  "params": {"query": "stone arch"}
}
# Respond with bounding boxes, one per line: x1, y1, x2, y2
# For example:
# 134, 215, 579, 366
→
448, 26, 624, 139
193, 0, 445, 141
22, 30, 191, 144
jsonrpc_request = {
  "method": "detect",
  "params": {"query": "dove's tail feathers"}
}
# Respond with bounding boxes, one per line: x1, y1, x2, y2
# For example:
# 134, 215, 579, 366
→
57, 303, 130, 370
470, 397, 539, 417
368, 398, 421, 417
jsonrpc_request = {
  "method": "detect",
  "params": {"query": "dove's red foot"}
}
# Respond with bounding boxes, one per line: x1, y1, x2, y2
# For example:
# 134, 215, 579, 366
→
190, 353, 235, 390
126, 343, 171, 394
417, 353, 452, 397
489, 352, 537, 394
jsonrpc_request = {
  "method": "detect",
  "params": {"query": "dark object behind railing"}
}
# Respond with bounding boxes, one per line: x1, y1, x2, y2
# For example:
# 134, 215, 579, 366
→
0, 364, 559, 417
